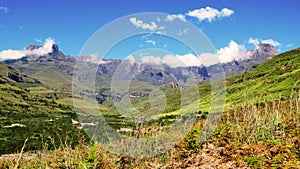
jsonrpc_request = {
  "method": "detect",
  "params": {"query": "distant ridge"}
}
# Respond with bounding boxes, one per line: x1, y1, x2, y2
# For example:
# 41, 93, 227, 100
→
4, 43, 278, 89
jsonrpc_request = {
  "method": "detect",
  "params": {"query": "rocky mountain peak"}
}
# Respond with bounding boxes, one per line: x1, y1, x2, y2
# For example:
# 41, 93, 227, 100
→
26, 45, 43, 51
4, 44, 74, 65
248, 43, 278, 60
257, 44, 278, 55
51, 44, 59, 54
26, 44, 59, 54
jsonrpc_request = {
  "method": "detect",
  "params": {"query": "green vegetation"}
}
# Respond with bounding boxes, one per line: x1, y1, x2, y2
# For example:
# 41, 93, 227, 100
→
33, 67, 73, 92
0, 48, 300, 168
0, 64, 89, 154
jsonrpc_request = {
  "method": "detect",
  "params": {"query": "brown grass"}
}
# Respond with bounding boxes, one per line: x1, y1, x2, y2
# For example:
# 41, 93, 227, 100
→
1, 94, 299, 168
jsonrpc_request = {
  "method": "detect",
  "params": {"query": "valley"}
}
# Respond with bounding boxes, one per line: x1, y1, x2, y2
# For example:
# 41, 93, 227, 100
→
0, 43, 299, 168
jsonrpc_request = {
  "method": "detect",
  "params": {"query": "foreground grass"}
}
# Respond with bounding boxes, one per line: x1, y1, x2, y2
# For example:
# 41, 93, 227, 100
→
1, 93, 299, 168
166, 94, 300, 168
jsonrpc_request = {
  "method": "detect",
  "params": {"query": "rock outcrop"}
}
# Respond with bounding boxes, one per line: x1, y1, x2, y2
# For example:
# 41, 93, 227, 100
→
6, 72, 23, 82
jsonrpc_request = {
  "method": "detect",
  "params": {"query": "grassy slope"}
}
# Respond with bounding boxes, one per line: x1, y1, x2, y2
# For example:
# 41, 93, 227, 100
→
166, 48, 300, 168
195, 48, 300, 113
0, 61, 134, 154
0, 63, 87, 154
225, 48, 300, 108
33, 67, 73, 92
1, 48, 300, 168
5, 56, 75, 92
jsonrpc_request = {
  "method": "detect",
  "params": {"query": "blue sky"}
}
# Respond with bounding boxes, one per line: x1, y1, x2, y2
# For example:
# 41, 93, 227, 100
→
0, 0, 299, 57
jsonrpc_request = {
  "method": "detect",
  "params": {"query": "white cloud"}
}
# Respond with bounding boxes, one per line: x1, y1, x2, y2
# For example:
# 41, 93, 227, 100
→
155, 30, 166, 35
0, 50, 28, 60
187, 7, 234, 22
140, 56, 162, 65
165, 14, 186, 22
133, 54, 202, 68
0, 38, 55, 60
132, 40, 250, 67
261, 39, 281, 47
286, 44, 293, 48
248, 38, 281, 47
83, 54, 111, 64
221, 8, 235, 17
126, 55, 136, 64
156, 17, 161, 22
199, 41, 250, 66
132, 53, 209, 67
0, 6, 9, 13
187, 7, 218, 22
162, 54, 202, 67
145, 39, 156, 45
248, 38, 260, 47
198, 53, 219, 66
35, 38, 42, 43
216, 41, 250, 63
161, 55, 184, 67
129, 18, 158, 31
177, 28, 189, 36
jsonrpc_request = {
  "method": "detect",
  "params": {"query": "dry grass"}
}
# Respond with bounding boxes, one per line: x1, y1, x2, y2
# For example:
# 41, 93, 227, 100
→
164, 92, 300, 168
1, 93, 299, 168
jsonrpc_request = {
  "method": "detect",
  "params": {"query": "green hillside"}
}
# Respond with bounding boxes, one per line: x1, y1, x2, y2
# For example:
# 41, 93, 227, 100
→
225, 48, 300, 108
117, 48, 300, 121
33, 67, 73, 92
0, 62, 136, 154
169, 48, 300, 168
0, 63, 87, 154
0, 62, 41, 88
0, 48, 299, 168
3, 49, 76, 92
196, 48, 300, 113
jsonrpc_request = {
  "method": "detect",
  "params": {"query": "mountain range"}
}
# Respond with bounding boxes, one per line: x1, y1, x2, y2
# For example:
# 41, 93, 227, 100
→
0, 41, 299, 169
4, 43, 278, 92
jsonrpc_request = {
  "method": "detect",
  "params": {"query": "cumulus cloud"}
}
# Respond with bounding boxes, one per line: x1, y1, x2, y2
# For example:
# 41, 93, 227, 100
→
165, 7, 234, 23
216, 41, 250, 63
0, 6, 9, 13
165, 14, 186, 22
0, 38, 55, 60
221, 8, 235, 17
187, 7, 234, 22
163, 54, 203, 67
135, 54, 201, 68
129, 18, 158, 31
261, 39, 281, 47
130, 40, 250, 67
132, 53, 209, 67
140, 56, 162, 65
198, 53, 219, 66
126, 55, 136, 64
248, 38, 260, 47
248, 38, 281, 47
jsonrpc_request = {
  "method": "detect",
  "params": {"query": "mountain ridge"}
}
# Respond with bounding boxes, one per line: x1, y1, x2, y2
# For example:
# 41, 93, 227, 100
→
4, 43, 278, 89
